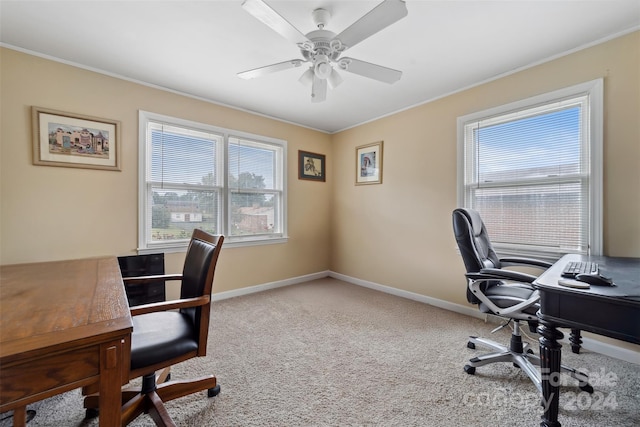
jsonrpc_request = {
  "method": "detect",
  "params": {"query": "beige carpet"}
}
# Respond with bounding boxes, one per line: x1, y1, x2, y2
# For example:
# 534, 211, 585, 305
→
4, 278, 639, 426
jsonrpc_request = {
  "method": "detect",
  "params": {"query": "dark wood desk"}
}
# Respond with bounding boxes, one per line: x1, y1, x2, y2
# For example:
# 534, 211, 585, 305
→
0, 257, 133, 426
535, 254, 640, 427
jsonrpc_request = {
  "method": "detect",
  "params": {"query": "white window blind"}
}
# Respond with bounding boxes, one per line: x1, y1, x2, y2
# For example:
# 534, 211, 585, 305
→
457, 80, 603, 259
146, 121, 223, 244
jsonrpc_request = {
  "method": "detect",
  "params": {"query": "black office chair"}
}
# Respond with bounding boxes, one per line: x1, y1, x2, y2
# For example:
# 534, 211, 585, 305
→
452, 208, 592, 394
84, 229, 224, 426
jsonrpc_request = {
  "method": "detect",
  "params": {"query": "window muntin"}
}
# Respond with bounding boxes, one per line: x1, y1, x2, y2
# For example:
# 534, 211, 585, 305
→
457, 80, 602, 259
139, 111, 287, 252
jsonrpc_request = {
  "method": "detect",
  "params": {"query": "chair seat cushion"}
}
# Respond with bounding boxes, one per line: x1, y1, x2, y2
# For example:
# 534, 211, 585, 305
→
479, 283, 539, 316
131, 311, 199, 371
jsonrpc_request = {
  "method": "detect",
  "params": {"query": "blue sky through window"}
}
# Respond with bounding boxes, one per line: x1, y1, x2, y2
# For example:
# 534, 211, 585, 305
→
475, 107, 581, 177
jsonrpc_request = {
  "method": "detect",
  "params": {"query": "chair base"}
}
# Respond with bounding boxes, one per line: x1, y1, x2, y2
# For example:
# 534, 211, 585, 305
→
84, 368, 220, 427
465, 332, 593, 395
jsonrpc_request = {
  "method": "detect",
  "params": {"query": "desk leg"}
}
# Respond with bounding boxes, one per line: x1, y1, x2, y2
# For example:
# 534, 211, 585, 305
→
538, 319, 563, 427
99, 339, 124, 427
569, 329, 582, 354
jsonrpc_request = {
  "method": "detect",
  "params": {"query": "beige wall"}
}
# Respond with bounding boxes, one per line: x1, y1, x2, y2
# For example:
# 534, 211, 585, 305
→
0, 48, 332, 293
330, 31, 639, 352
1, 32, 638, 352
331, 31, 639, 305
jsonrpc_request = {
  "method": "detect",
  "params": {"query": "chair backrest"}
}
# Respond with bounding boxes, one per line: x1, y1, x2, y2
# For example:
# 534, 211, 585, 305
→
452, 208, 501, 303
179, 229, 224, 354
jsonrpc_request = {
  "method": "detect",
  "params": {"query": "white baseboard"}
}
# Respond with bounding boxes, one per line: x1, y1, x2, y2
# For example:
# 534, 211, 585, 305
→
328, 271, 483, 320
212, 270, 330, 301
211, 269, 639, 364
574, 336, 640, 365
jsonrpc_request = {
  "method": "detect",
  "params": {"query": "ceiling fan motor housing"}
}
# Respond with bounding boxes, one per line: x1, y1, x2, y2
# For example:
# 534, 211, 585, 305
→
301, 30, 343, 62
312, 8, 331, 29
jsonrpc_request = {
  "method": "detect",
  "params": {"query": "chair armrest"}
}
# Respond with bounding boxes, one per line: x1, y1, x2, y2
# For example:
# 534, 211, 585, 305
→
468, 268, 538, 283
466, 274, 540, 320
469, 282, 540, 319
123, 273, 183, 286
499, 257, 553, 269
130, 295, 211, 316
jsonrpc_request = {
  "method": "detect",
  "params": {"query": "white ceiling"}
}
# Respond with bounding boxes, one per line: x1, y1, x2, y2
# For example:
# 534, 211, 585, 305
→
1, 1, 639, 133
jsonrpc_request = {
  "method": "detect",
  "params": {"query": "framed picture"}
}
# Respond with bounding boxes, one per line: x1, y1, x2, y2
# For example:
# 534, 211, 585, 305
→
298, 150, 325, 182
32, 106, 121, 171
356, 141, 383, 185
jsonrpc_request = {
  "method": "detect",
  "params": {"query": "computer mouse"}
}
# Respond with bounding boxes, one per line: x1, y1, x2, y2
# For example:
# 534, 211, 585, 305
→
575, 273, 614, 286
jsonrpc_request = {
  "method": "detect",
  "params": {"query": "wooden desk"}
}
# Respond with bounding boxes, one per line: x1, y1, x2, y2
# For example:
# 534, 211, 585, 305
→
535, 254, 640, 427
0, 257, 133, 426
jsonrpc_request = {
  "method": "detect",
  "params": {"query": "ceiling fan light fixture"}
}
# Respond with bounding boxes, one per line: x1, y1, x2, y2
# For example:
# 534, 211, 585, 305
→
299, 67, 314, 86
327, 68, 343, 89
314, 55, 332, 79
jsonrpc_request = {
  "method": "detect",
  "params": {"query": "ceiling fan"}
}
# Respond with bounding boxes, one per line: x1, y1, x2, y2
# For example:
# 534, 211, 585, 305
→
238, 0, 408, 103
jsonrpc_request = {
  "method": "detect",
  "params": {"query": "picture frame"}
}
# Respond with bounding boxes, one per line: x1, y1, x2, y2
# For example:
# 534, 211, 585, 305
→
32, 106, 121, 171
356, 141, 383, 185
298, 150, 326, 182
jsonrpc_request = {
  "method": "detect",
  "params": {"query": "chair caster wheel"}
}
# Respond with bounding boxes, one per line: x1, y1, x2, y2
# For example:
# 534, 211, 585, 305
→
464, 365, 476, 375
467, 341, 475, 349
527, 348, 534, 354
85, 408, 99, 419
579, 384, 594, 394
208, 385, 221, 397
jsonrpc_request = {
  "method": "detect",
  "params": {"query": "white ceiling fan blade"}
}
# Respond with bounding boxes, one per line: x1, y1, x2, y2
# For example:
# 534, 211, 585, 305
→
338, 58, 402, 84
238, 60, 303, 79
242, 0, 310, 46
327, 68, 343, 89
311, 75, 327, 103
334, 0, 408, 49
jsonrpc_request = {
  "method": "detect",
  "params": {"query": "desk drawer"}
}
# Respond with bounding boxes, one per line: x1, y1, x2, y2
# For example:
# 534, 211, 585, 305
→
0, 345, 99, 408
540, 291, 640, 344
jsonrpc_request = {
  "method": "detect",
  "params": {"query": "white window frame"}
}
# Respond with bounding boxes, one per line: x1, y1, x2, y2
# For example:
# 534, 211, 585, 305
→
138, 110, 288, 254
456, 79, 603, 260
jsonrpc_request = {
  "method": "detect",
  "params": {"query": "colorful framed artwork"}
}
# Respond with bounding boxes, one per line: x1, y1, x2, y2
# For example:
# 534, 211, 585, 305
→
356, 141, 383, 185
32, 106, 121, 171
298, 150, 326, 182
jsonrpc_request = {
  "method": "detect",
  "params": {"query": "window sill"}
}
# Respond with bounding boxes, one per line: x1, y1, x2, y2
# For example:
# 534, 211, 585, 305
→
137, 236, 288, 255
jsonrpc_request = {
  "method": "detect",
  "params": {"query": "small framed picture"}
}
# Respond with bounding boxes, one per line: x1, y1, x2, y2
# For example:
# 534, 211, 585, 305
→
356, 141, 383, 185
32, 106, 121, 171
298, 150, 325, 182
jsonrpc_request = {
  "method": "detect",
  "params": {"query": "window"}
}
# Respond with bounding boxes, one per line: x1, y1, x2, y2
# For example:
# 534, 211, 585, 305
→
457, 79, 603, 259
138, 111, 287, 253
